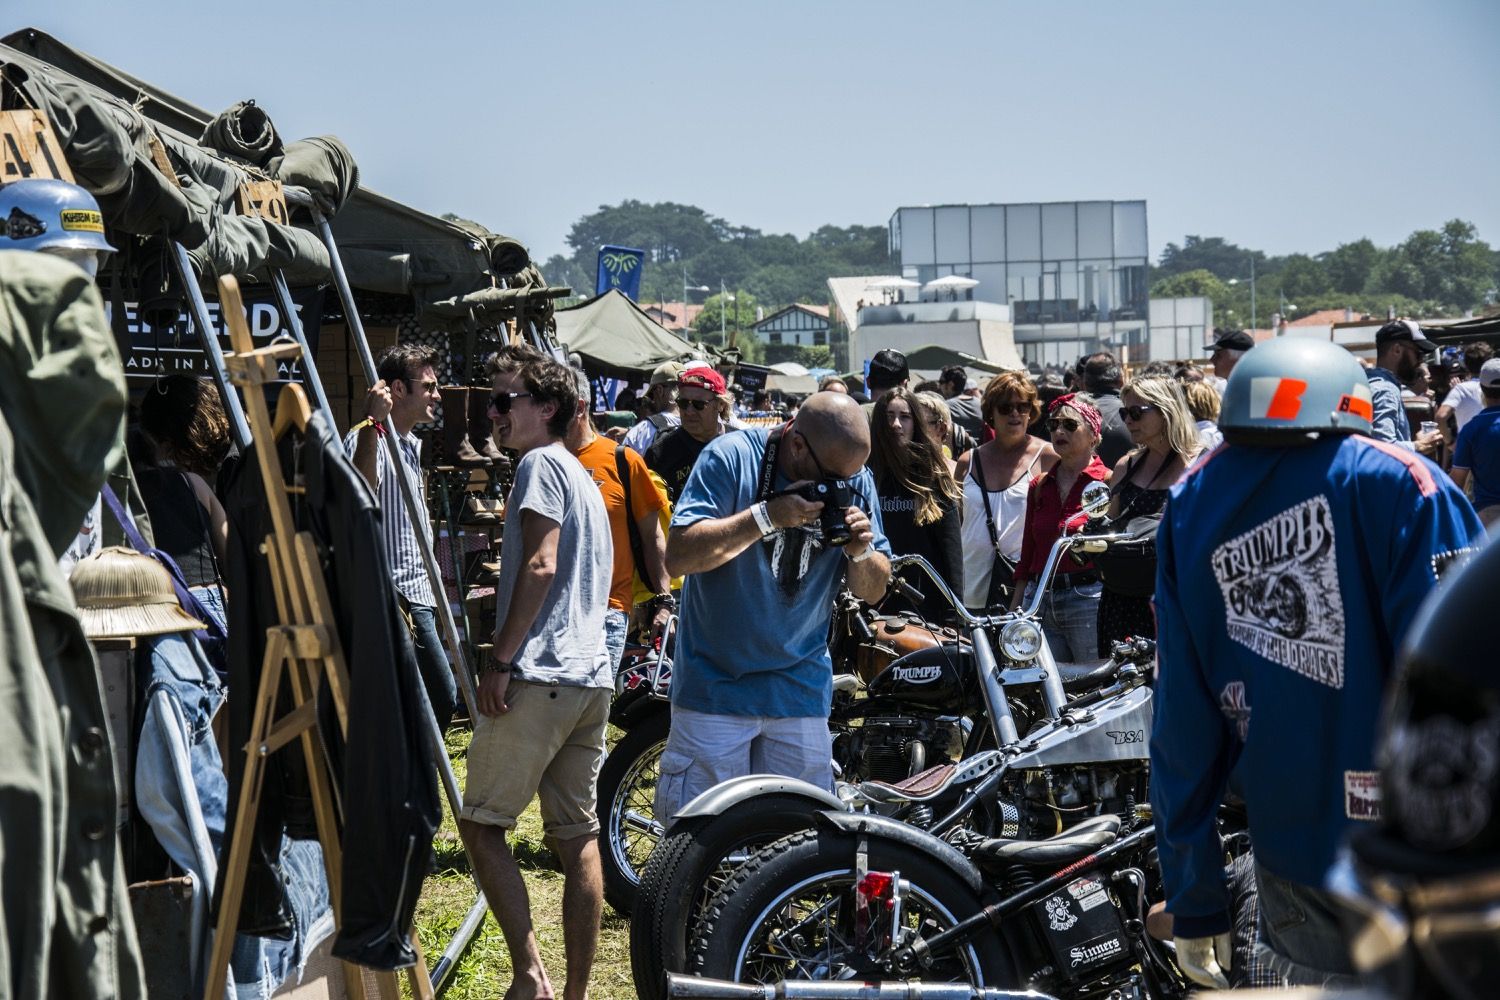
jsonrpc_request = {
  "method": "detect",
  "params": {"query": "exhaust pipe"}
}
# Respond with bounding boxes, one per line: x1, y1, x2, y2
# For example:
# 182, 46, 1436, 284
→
666, 972, 1057, 999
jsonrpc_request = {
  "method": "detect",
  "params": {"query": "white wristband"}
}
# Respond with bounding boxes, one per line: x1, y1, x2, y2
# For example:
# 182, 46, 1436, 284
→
848, 546, 876, 563
750, 500, 776, 536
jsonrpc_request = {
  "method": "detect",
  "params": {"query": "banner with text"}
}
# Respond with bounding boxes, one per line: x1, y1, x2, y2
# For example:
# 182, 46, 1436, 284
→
109, 286, 325, 383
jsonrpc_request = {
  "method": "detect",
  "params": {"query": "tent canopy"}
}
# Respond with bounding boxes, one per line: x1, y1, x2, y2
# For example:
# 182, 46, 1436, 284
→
553, 290, 702, 378
1, 28, 548, 326
903, 344, 1014, 378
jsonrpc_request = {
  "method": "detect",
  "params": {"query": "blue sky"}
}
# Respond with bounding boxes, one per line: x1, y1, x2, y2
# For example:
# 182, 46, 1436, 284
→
14, 0, 1499, 264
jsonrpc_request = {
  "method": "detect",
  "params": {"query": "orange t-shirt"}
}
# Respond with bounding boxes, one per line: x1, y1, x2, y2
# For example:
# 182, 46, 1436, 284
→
572, 435, 668, 612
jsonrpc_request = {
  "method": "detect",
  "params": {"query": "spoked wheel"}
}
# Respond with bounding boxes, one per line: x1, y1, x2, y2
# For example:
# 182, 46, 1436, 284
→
692, 828, 1013, 989
598, 710, 670, 915
631, 794, 833, 1000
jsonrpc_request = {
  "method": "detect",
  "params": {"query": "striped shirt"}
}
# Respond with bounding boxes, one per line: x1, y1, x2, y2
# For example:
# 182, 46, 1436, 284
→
343, 428, 437, 607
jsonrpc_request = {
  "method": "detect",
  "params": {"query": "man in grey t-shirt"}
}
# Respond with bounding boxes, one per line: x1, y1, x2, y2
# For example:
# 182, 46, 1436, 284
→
457, 347, 612, 1000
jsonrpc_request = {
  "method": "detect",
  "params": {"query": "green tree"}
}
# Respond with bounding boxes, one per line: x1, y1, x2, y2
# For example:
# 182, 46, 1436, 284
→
1156, 236, 1272, 282
1150, 268, 1228, 301
1320, 238, 1381, 295
1278, 254, 1331, 300
692, 290, 761, 348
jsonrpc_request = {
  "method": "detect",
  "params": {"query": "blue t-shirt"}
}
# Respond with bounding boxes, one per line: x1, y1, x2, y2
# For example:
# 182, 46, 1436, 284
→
1453, 405, 1500, 509
1150, 435, 1482, 938
670, 429, 890, 718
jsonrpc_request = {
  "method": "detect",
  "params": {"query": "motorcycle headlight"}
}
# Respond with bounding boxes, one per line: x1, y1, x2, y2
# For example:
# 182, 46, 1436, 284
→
1000, 620, 1044, 661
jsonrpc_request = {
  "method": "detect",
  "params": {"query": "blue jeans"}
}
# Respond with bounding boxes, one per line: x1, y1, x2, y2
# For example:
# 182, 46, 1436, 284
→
1026, 579, 1103, 662
1254, 863, 1359, 988
189, 583, 228, 634
604, 608, 629, 676
408, 603, 457, 731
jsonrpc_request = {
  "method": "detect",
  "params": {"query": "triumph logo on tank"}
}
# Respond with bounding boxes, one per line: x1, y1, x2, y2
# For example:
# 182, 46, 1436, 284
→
1211, 495, 1346, 689
892, 664, 942, 684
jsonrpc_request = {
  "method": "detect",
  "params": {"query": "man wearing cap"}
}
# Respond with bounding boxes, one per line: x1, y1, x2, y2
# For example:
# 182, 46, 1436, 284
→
622, 361, 685, 455
646, 367, 736, 501
654, 391, 892, 822
1435, 341, 1495, 450
1205, 328, 1255, 395
1369, 320, 1441, 451
1449, 357, 1500, 529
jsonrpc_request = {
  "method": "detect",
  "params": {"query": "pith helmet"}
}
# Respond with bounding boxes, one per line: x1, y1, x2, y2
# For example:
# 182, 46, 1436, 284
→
70, 547, 205, 639
1220, 337, 1373, 442
0, 178, 117, 254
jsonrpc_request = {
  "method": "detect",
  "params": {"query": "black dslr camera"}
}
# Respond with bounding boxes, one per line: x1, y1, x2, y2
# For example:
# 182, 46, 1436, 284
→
794, 479, 855, 547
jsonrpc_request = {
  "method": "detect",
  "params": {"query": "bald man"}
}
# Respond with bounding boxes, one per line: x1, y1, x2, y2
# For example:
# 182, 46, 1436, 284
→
656, 392, 892, 821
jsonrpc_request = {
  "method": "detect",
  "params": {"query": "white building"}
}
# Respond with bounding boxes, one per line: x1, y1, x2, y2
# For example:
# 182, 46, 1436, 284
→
753, 303, 830, 347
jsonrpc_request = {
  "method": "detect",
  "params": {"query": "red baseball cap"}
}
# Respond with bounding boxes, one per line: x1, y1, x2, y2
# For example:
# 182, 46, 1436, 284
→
678, 367, 727, 395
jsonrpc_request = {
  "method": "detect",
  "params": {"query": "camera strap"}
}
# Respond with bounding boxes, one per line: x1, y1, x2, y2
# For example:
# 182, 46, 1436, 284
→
754, 421, 820, 598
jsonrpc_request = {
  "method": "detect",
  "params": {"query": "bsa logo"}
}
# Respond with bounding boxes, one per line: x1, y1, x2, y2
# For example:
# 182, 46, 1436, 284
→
892, 664, 942, 685
1105, 730, 1144, 745
1044, 895, 1077, 932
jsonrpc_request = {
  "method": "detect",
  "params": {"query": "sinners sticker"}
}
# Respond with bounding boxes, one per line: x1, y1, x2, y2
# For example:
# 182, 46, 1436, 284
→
1211, 495, 1345, 689
1069, 932, 1124, 969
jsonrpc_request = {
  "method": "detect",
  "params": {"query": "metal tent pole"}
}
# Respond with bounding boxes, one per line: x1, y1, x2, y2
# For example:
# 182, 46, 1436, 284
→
172, 243, 251, 449
271, 269, 335, 423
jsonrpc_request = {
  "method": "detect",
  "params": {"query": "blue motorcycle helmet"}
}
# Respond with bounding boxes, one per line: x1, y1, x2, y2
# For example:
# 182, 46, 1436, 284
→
1218, 337, 1374, 445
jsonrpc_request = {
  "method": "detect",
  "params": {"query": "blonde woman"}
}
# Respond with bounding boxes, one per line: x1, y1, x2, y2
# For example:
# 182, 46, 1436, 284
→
1182, 378, 1224, 452
1095, 375, 1200, 655
913, 390, 959, 474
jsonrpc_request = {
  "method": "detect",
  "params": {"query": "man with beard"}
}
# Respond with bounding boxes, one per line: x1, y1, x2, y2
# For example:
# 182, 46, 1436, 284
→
1367, 321, 1441, 451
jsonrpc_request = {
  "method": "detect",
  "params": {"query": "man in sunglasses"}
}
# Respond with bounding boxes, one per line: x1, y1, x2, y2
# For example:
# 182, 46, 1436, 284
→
646, 366, 736, 501
345, 343, 458, 731
652, 390, 891, 824
1369, 320, 1442, 453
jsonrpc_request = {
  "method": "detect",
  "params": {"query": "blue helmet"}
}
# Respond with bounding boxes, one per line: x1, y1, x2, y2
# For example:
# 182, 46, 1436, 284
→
0, 179, 117, 255
1219, 337, 1373, 442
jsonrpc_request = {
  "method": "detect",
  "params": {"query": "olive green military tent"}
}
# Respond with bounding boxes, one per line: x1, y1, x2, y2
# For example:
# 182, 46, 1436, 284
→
553, 289, 701, 378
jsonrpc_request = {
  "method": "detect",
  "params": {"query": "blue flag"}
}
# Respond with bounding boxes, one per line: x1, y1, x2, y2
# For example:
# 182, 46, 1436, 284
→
596, 245, 646, 300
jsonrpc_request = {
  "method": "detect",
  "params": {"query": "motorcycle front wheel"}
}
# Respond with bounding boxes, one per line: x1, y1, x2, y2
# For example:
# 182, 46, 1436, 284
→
597, 709, 671, 915
691, 827, 1015, 988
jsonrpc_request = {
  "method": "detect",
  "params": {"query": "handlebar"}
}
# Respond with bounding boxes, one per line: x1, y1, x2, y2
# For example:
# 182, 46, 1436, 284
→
891, 530, 1138, 628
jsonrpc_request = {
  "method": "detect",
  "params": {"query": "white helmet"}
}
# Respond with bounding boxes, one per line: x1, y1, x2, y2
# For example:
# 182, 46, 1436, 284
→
0, 179, 116, 278
1219, 337, 1373, 443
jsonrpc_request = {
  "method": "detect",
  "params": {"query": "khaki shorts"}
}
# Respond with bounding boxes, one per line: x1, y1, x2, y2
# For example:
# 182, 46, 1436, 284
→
461, 679, 612, 841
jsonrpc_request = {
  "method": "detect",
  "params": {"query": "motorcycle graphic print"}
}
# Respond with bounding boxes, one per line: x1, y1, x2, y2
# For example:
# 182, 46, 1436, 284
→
1211, 495, 1346, 689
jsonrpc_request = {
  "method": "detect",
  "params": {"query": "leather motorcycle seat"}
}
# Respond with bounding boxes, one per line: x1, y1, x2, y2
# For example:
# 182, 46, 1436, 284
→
971, 813, 1121, 867
857, 762, 957, 803
1055, 658, 1117, 692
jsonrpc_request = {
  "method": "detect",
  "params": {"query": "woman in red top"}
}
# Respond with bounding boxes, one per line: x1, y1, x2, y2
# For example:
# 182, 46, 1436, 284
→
1009, 394, 1110, 661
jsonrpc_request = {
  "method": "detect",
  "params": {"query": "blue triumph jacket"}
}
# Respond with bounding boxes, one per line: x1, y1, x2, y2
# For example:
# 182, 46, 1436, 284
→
1150, 434, 1483, 937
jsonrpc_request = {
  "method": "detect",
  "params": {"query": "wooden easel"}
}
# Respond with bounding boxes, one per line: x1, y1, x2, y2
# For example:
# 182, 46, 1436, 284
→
204, 275, 434, 1000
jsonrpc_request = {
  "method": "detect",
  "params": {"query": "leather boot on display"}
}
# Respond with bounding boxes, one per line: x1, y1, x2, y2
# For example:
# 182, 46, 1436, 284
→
439, 386, 489, 468
469, 386, 505, 464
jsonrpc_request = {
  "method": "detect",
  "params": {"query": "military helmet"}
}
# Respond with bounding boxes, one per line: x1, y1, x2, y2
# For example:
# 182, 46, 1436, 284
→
0, 179, 117, 255
1219, 337, 1372, 442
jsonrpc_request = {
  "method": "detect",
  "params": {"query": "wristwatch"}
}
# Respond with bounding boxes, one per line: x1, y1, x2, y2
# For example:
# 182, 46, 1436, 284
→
647, 593, 678, 613
485, 656, 514, 676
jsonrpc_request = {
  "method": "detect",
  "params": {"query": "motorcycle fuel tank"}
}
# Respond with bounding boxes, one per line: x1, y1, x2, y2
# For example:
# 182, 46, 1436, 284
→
866, 644, 981, 713
1006, 685, 1154, 768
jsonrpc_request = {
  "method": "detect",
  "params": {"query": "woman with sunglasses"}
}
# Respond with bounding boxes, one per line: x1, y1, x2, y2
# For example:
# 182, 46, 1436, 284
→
1008, 394, 1110, 660
870, 388, 964, 622
1096, 374, 1200, 655
955, 372, 1057, 613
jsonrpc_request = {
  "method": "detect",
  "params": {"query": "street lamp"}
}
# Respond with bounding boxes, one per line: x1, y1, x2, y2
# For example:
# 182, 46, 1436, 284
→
682, 269, 709, 331
720, 278, 737, 344
1226, 257, 1257, 331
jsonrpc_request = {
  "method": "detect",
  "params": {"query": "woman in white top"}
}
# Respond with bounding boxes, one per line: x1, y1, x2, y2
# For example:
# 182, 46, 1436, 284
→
955, 371, 1057, 612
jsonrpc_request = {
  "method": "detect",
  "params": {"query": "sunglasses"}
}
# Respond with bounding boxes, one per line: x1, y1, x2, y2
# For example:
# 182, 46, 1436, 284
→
989, 401, 1028, 417
405, 378, 439, 392
1046, 417, 1081, 433
681, 398, 715, 412
489, 391, 533, 414
1122, 404, 1158, 421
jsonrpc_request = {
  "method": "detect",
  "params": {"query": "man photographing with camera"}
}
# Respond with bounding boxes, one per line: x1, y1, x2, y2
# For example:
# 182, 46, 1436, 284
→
654, 391, 891, 822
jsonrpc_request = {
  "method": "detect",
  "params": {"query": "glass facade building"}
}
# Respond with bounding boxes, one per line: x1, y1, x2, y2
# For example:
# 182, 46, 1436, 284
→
889, 201, 1150, 367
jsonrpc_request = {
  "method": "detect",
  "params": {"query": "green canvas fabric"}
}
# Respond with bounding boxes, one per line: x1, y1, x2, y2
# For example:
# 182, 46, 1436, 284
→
553, 289, 699, 378
199, 99, 283, 167
267, 136, 359, 215
0, 249, 145, 1000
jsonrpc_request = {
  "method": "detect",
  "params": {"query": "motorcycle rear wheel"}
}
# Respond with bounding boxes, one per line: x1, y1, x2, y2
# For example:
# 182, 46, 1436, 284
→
630, 794, 832, 1000
598, 709, 671, 915
691, 827, 1014, 989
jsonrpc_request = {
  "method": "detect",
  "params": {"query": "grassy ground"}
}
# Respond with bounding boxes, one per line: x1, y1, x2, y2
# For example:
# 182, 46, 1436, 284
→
408, 728, 636, 999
